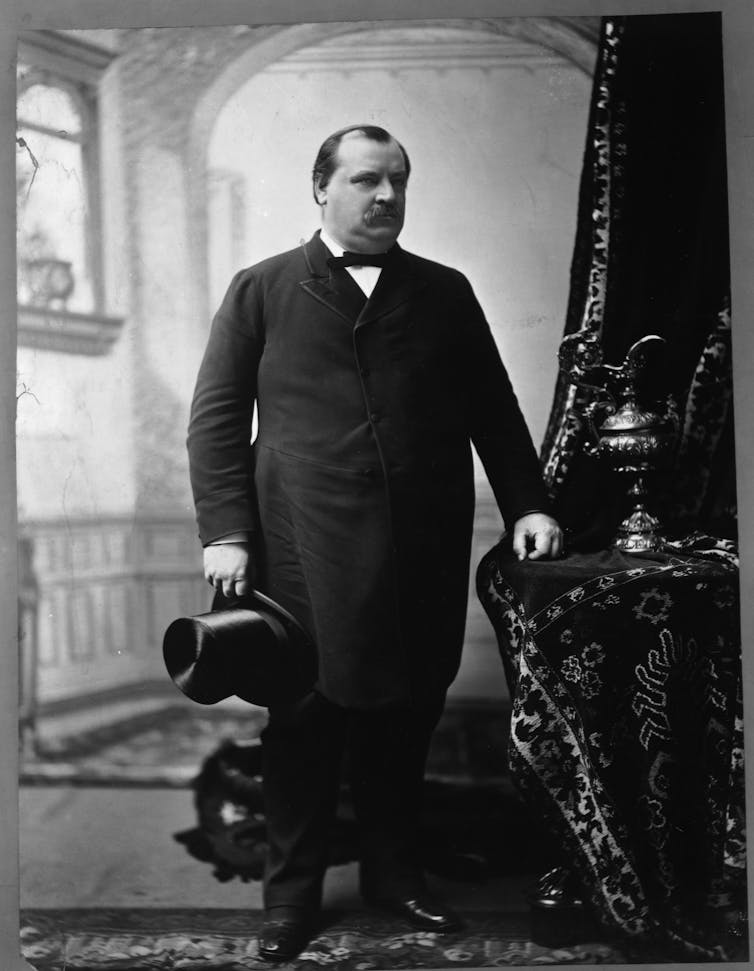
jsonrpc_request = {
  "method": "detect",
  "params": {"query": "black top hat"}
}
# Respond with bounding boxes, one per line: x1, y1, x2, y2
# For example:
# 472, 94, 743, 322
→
163, 590, 317, 707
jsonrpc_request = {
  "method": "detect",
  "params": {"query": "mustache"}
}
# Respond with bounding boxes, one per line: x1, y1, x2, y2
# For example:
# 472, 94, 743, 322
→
364, 203, 402, 223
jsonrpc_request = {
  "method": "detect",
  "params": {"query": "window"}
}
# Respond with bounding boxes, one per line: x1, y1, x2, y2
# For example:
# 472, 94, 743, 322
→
17, 80, 97, 314
16, 30, 122, 354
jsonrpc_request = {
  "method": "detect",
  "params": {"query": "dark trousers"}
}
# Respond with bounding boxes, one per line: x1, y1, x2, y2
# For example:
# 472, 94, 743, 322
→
261, 690, 445, 912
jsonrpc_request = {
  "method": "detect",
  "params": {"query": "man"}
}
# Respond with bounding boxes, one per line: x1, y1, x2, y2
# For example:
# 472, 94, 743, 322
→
188, 124, 562, 960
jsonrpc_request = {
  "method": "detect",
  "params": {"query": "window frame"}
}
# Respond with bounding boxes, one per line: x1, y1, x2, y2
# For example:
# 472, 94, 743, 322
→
17, 30, 123, 355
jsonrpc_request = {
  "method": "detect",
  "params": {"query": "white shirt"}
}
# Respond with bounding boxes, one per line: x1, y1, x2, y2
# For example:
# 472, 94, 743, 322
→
319, 227, 383, 298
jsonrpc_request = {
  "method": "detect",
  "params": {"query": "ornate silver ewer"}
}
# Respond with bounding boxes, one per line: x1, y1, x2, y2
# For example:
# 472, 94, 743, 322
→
558, 331, 679, 552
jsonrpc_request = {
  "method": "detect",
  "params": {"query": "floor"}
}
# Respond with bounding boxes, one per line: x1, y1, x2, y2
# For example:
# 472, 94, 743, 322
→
15, 718, 664, 968
19, 691, 539, 917
16, 698, 747, 965
19, 784, 538, 914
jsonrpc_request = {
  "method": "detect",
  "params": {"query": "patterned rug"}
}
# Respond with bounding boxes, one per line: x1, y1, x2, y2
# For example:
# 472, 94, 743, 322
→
20, 908, 658, 969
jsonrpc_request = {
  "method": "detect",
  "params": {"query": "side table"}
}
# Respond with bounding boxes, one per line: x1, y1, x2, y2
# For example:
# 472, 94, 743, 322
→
476, 533, 745, 959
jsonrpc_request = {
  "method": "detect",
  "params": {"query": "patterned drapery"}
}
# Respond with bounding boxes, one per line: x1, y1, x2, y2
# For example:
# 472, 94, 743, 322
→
541, 14, 735, 548
477, 534, 746, 959
475, 14, 746, 958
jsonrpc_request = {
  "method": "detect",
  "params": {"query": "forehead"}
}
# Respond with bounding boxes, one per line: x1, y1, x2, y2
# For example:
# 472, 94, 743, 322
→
334, 133, 406, 173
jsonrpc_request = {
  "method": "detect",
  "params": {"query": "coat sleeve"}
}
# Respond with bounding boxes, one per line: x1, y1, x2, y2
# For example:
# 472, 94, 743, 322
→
456, 273, 552, 527
187, 269, 264, 545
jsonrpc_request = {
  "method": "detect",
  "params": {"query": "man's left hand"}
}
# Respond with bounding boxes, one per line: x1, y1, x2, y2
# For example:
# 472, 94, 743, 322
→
512, 512, 563, 561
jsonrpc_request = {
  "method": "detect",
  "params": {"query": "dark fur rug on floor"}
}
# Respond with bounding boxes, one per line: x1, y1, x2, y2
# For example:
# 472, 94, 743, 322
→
172, 739, 555, 885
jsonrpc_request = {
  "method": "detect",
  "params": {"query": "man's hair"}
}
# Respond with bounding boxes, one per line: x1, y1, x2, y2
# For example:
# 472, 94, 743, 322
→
312, 124, 411, 204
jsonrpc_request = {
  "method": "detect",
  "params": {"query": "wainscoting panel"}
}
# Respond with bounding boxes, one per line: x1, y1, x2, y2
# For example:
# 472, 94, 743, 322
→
22, 496, 511, 714
21, 516, 204, 707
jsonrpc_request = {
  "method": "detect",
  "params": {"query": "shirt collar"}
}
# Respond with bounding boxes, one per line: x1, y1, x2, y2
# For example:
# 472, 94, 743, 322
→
318, 228, 392, 262
319, 228, 345, 258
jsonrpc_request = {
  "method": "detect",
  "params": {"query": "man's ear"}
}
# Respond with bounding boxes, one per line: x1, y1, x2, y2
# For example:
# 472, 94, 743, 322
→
313, 178, 327, 206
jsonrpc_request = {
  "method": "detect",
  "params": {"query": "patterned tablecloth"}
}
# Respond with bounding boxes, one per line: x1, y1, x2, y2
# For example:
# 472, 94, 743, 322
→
476, 533, 746, 960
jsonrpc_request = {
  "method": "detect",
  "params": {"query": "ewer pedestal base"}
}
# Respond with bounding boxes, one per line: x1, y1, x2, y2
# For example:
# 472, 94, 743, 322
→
614, 504, 664, 552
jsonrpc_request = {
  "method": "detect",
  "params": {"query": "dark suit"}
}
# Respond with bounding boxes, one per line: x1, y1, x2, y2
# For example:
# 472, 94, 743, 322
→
188, 231, 549, 907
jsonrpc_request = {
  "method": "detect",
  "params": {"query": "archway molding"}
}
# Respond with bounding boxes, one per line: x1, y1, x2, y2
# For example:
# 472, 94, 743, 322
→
186, 17, 598, 329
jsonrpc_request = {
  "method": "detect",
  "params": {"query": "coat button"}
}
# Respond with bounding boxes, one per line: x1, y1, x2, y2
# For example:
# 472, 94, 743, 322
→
360, 368, 370, 378
369, 413, 381, 423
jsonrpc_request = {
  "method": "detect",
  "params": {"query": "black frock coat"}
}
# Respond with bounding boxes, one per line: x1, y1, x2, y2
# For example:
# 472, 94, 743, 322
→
188, 232, 549, 709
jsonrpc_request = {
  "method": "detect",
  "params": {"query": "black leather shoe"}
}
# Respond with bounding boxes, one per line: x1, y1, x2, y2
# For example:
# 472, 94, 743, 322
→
365, 891, 463, 932
258, 915, 314, 962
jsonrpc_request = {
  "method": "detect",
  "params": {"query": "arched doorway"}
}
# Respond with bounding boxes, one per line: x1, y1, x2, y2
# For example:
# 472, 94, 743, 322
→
196, 20, 596, 699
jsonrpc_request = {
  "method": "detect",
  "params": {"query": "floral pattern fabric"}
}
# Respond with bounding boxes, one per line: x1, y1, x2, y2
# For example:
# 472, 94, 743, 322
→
541, 18, 624, 495
540, 15, 735, 546
477, 534, 746, 960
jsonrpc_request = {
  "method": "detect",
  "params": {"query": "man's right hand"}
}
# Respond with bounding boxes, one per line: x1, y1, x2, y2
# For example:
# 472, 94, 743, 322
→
203, 543, 254, 600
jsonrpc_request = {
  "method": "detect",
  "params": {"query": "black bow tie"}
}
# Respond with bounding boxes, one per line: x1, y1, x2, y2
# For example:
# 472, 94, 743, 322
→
328, 251, 391, 269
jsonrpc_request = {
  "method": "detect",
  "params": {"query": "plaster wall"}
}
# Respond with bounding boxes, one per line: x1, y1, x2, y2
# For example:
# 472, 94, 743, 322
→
17, 55, 136, 523
16, 345, 135, 520
206, 27, 592, 452
204, 26, 592, 699
16, 21, 595, 709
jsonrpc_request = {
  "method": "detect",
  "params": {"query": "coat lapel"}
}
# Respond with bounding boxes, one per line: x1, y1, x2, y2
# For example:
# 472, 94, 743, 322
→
356, 247, 428, 328
298, 232, 429, 327
298, 233, 366, 324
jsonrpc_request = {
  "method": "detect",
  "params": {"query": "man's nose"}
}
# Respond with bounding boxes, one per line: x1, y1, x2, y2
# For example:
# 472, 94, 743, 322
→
375, 177, 396, 201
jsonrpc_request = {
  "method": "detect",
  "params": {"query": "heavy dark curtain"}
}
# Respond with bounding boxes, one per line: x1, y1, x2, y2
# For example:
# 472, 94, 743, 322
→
541, 13, 735, 549
475, 14, 746, 957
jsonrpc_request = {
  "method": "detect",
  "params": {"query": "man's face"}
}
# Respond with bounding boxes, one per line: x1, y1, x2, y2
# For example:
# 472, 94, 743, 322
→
315, 132, 407, 253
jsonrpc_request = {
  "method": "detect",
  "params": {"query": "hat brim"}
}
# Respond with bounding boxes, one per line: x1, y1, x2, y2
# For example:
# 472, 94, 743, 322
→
163, 589, 317, 707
